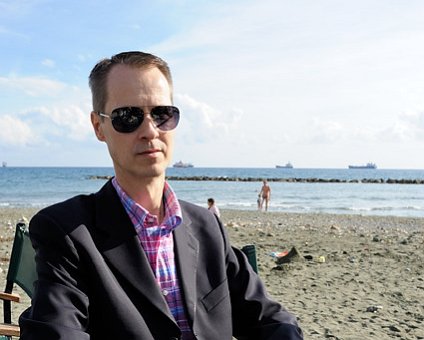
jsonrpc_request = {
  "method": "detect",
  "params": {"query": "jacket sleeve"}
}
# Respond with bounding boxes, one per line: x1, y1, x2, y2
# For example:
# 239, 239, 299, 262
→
19, 211, 90, 340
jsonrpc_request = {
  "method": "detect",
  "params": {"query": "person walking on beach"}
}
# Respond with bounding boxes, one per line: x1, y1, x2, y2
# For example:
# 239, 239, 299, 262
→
19, 51, 303, 340
259, 179, 271, 211
207, 197, 220, 218
257, 192, 262, 210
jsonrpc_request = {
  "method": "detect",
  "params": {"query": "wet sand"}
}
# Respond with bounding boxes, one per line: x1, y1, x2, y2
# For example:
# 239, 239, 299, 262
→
1, 207, 423, 339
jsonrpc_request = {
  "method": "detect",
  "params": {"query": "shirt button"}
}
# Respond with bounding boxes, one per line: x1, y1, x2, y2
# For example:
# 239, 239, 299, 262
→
162, 289, 169, 296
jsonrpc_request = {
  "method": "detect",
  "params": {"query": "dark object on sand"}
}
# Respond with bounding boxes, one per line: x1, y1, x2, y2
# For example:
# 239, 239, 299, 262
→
276, 246, 302, 264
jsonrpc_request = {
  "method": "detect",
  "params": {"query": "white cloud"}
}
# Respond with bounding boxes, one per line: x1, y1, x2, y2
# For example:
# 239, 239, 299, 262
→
304, 110, 424, 146
0, 75, 66, 96
379, 121, 413, 142
41, 58, 55, 68
0, 115, 36, 146
306, 119, 345, 144
35, 104, 92, 141
396, 111, 424, 141
0, 101, 93, 150
401, 111, 424, 129
0, 0, 40, 12
175, 93, 243, 143
2, 0, 424, 168
76, 53, 94, 63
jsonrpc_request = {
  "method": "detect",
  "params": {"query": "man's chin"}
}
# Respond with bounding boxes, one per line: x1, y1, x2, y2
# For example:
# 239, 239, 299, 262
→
137, 163, 167, 179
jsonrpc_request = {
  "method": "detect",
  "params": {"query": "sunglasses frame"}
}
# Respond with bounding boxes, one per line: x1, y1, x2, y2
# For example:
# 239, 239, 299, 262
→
97, 105, 180, 133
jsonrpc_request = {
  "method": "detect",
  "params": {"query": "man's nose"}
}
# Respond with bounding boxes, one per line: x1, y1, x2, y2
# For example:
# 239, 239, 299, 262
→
136, 115, 160, 139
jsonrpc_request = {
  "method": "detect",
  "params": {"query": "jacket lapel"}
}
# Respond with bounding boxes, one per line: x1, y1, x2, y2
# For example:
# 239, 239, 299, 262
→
93, 181, 175, 323
174, 208, 199, 325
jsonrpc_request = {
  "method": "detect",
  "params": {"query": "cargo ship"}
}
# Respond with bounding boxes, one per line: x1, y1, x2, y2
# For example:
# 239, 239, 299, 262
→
348, 162, 377, 169
173, 161, 194, 168
276, 162, 293, 169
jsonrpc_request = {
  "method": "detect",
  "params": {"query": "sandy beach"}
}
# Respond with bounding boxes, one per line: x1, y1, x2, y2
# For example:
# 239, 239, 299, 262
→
1, 207, 423, 339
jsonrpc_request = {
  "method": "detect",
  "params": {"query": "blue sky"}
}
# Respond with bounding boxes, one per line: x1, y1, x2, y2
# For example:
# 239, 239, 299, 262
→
1, 0, 424, 169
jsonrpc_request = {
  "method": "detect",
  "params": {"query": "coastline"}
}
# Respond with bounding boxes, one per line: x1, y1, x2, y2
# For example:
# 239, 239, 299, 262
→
1, 207, 423, 339
2, 167, 424, 218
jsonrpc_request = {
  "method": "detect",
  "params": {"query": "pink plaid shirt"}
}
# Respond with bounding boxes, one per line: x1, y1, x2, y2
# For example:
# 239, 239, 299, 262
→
112, 178, 194, 339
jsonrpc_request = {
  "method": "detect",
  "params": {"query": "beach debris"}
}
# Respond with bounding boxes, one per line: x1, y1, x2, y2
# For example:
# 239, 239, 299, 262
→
324, 328, 338, 339
330, 225, 340, 234
19, 216, 29, 224
275, 246, 302, 264
366, 305, 383, 313
88, 175, 112, 180
270, 251, 289, 258
387, 325, 401, 332
372, 235, 381, 242
316, 255, 326, 263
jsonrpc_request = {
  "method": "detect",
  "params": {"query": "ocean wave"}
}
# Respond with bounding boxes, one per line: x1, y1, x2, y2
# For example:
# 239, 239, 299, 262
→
0, 201, 50, 208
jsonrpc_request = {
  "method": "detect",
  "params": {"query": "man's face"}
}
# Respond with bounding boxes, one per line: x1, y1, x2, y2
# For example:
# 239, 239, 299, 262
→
91, 64, 175, 182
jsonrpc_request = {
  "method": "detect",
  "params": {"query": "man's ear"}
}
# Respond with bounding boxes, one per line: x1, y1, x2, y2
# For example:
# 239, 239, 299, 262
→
91, 111, 106, 141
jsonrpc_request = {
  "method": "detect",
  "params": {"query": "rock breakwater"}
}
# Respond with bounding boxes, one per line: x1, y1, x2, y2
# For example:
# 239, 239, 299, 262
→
165, 176, 424, 184
88, 175, 424, 184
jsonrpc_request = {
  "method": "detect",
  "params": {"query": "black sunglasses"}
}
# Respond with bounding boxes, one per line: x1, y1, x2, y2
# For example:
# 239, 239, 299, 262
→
98, 106, 180, 133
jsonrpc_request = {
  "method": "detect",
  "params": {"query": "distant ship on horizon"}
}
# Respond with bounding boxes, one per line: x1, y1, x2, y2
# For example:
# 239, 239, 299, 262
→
276, 162, 293, 169
173, 160, 194, 168
348, 162, 377, 169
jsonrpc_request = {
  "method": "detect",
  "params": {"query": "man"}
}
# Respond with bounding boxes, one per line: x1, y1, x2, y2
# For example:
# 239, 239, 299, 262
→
19, 51, 303, 339
260, 179, 271, 211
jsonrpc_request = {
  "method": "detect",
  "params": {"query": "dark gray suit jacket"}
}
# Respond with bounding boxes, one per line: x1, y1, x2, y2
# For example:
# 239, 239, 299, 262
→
19, 180, 303, 339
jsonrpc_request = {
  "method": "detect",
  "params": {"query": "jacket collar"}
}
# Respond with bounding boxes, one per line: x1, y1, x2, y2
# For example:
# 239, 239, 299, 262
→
93, 180, 177, 325
93, 181, 200, 327
174, 208, 199, 324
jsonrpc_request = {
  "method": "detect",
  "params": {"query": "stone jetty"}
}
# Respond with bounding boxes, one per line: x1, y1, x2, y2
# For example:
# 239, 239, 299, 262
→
165, 176, 424, 184
88, 175, 424, 184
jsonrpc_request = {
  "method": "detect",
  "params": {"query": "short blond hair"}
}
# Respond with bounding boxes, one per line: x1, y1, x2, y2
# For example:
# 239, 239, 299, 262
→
88, 51, 173, 112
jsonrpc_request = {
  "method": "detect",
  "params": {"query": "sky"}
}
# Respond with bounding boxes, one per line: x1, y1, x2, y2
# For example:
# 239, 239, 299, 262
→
1, 0, 424, 169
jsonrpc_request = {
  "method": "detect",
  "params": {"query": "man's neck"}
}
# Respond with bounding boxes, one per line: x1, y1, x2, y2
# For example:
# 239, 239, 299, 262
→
115, 175, 165, 219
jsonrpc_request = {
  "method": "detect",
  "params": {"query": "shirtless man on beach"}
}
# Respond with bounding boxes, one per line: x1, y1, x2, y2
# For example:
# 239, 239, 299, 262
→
260, 180, 271, 211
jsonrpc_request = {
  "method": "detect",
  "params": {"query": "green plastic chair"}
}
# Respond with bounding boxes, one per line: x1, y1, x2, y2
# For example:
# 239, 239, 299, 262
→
241, 244, 258, 274
0, 222, 37, 339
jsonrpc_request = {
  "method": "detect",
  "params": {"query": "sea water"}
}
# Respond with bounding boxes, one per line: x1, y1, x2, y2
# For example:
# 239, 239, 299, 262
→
0, 167, 423, 217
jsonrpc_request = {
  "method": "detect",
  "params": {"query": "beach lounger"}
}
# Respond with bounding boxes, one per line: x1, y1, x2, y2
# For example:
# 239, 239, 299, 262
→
0, 222, 36, 339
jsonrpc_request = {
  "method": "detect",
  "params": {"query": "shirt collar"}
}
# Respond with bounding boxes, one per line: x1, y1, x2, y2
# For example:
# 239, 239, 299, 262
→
112, 177, 182, 231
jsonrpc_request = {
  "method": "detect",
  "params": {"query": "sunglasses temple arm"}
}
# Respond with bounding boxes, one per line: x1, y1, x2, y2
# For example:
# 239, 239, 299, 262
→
156, 116, 173, 128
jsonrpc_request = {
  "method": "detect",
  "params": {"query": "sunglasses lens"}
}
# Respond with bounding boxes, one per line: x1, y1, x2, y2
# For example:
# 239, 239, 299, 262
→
151, 106, 180, 131
110, 107, 143, 133
108, 106, 180, 133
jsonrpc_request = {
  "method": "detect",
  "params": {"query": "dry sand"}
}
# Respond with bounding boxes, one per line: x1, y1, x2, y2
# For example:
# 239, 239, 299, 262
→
1, 207, 423, 339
